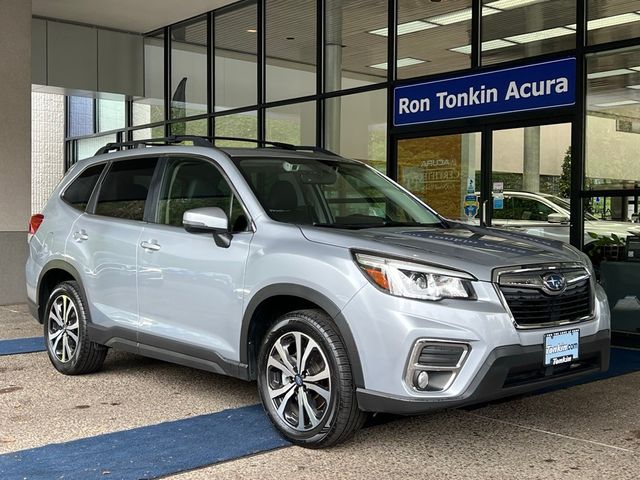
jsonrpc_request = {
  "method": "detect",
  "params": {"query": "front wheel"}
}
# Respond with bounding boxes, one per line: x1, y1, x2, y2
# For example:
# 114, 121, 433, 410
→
257, 309, 367, 448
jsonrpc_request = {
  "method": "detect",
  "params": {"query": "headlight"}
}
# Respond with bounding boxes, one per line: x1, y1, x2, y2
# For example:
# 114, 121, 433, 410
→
354, 253, 476, 301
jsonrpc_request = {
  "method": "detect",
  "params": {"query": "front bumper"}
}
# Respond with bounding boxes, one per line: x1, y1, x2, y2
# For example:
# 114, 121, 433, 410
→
356, 329, 610, 414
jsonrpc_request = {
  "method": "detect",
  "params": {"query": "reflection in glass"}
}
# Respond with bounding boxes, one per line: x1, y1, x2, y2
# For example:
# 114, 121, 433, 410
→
588, 0, 640, 45
586, 49, 640, 193
265, 102, 316, 145
132, 127, 165, 141
97, 97, 125, 132
215, 1, 258, 111
492, 124, 572, 197
171, 17, 208, 118
490, 124, 573, 242
170, 118, 208, 137
324, 89, 387, 172
76, 134, 117, 161
324, 0, 387, 92
481, 0, 575, 66
396, 0, 472, 79
215, 111, 258, 148
133, 34, 165, 126
68, 96, 94, 138
397, 133, 481, 221
266, 0, 316, 102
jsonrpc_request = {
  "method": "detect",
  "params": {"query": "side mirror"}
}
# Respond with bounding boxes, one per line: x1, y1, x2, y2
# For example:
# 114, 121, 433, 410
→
183, 207, 232, 248
547, 213, 569, 224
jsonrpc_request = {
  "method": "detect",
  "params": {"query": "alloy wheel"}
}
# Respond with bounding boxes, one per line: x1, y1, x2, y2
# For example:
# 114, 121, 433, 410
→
47, 294, 80, 363
266, 331, 332, 432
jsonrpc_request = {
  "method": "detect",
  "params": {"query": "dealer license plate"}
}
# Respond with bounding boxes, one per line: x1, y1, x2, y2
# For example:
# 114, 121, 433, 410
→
544, 328, 580, 366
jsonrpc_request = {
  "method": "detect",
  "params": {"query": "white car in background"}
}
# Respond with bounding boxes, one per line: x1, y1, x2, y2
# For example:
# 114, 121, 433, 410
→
491, 191, 640, 248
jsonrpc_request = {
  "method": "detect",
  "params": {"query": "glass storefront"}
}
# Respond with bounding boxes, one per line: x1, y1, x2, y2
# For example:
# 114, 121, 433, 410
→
396, 0, 472, 78
215, 1, 258, 111
62, 0, 640, 343
481, 0, 576, 66
265, 101, 316, 144
586, 48, 640, 194
132, 33, 165, 127
266, 0, 317, 102
170, 16, 208, 118
324, 89, 387, 172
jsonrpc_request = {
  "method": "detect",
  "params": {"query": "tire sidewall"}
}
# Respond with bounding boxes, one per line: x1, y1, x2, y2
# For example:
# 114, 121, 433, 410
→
257, 315, 342, 445
43, 282, 89, 374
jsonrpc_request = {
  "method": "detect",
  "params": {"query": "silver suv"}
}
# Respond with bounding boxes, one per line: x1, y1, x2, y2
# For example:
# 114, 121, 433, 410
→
26, 137, 610, 448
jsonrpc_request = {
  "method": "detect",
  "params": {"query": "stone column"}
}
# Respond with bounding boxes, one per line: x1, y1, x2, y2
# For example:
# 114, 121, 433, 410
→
523, 126, 541, 192
0, 0, 31, 304
460, 133, 477, 219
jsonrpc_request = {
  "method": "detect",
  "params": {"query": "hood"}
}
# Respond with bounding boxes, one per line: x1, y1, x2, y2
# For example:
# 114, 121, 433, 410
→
300, 222, 584, 282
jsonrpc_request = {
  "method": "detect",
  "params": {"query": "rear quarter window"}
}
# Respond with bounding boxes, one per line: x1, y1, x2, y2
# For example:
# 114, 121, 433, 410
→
61, 164, 106, 211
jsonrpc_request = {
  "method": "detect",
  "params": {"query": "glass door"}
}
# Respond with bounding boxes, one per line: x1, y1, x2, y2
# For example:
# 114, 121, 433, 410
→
488, 123, 573, 243
397, 132, 482, 223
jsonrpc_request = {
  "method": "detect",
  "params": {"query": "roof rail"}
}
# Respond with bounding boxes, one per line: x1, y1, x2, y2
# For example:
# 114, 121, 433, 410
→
94, 135, 338, 156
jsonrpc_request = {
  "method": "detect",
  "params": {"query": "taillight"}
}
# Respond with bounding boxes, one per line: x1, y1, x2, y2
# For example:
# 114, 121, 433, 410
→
29, 214, 44, 236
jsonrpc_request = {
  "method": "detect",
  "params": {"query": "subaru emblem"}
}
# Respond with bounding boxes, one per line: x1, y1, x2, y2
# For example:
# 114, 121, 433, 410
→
542, 273, 566, 294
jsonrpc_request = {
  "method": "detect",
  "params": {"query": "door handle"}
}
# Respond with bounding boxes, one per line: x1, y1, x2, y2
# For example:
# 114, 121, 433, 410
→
73, 230, 89, 242
140, 240, 161, 252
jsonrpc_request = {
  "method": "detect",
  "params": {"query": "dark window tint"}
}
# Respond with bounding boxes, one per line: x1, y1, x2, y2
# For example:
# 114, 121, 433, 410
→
62, 164, 105, 211
492, 196, 513, 221
511, 197, 554, 222
157, 158, 249, 232
95, 158, 158, 221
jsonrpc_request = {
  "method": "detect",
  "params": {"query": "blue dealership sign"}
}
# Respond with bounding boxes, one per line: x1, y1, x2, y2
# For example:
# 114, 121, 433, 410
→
394, 58, 576, 126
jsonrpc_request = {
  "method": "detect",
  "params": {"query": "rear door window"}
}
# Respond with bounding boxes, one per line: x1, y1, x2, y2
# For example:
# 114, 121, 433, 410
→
94, 157, 158, 221
511, 197, 554, 221
62, 164, 105, 211
492, 195, 513, 221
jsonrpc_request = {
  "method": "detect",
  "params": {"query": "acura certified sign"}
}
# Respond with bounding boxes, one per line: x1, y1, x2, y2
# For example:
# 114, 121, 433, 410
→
393, 57, 576, 126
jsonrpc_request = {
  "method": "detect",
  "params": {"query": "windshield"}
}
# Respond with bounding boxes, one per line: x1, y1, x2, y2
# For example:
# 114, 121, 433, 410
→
235, 157, 443, 229
543, 194, 598, 221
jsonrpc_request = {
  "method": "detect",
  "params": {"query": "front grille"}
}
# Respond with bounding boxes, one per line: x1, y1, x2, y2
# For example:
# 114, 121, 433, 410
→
497, 265, 593, 328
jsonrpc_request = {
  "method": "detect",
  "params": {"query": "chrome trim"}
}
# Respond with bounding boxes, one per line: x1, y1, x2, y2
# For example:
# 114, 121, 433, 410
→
492, 262, 587, 283
404, 339, 470, 393
492, 263, 595, 330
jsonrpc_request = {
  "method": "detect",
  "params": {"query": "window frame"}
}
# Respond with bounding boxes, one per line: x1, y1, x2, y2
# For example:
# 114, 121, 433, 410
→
147, 154, 255, 233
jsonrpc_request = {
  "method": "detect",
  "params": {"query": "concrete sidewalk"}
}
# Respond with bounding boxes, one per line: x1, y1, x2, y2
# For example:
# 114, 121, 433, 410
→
1, 304, 639, 479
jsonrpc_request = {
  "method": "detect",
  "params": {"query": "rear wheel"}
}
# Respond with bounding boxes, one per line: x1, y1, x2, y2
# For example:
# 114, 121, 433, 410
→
257, 309, 367, 448
44, 281, 107, 375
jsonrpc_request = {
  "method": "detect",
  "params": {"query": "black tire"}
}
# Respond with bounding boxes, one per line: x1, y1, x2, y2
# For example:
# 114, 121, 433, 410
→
257, 309, 367, 448
43, 281, 107, 375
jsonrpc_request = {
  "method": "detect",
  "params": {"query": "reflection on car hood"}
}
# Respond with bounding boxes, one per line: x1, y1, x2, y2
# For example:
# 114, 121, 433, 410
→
301, 222, 584, 281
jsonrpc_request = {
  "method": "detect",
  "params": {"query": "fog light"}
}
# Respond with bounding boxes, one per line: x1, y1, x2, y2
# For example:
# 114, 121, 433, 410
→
416, 371, 429, 390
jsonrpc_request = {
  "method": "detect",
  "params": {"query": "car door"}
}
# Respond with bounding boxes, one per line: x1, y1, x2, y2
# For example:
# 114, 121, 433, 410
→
66, 156, 159, 342
491, 194, 513, 229
506, 195, 569, 242
136, 155, 254, 364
